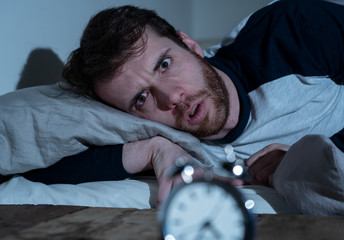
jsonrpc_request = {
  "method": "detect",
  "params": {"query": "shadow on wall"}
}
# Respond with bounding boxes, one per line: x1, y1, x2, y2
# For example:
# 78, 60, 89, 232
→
16, 48, 64, 90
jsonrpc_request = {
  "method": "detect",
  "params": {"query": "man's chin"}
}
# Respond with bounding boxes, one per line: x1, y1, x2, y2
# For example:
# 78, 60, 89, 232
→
180, 124, 224, 139
185, 112, 229, 139
198, 130, 228, 140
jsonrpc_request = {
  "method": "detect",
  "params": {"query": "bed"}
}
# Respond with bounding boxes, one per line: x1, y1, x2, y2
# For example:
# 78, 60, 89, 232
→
2, 87, 344, 213
1, 74, 343, 216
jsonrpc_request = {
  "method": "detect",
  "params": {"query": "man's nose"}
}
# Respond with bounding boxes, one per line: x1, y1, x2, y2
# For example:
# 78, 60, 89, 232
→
154, 85, 185, 110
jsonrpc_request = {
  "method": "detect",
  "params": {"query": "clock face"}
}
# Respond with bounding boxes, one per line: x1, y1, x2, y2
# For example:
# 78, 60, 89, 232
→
161, 180, 252, 240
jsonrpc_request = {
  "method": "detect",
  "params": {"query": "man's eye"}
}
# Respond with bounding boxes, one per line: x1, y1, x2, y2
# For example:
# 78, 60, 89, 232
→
159, 58, 171, 72
136, 92, 148, 107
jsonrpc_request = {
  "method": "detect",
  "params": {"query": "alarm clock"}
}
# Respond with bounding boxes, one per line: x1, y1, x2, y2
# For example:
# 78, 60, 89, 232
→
159, 162, 255, 240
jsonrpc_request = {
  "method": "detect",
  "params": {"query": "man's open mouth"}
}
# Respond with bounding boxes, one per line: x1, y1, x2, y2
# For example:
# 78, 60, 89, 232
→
186, 101, 206, 125
189, 104, 200, 118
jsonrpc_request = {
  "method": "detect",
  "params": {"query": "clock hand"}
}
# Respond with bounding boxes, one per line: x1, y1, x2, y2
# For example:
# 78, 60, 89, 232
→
207, 222, 223, 239
173, 206, 221, 237
193, 221, 223, 240
207, 192, 228, 220
174, 219, 209, 236
193, 221, 210, 240
171, 220, 210, 240
188, 195, 226, 240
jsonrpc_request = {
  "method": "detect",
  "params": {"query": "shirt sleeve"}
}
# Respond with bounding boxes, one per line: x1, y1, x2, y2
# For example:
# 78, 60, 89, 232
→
291, 0, 344, 83
21, 145, 134, 184
216, 0, 344, 87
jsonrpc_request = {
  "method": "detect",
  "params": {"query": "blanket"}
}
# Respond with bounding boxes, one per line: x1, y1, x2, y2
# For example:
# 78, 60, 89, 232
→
273, 135, 344, 216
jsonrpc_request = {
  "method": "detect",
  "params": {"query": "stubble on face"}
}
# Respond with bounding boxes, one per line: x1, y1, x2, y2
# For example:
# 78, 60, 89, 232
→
175, 53, 230, 138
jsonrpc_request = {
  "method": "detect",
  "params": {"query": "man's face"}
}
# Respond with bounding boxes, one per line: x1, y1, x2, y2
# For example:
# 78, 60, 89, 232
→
95, 29, 230, 138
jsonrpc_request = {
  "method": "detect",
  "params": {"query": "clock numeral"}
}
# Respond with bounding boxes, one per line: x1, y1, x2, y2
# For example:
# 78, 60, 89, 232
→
172, 217, 183, 226
177, 202, 187, 211
188, 190, 198, 200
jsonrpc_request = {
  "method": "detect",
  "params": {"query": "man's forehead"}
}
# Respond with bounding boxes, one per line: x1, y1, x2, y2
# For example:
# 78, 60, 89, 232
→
120, 29, 165, 68
96, 28, 183, 110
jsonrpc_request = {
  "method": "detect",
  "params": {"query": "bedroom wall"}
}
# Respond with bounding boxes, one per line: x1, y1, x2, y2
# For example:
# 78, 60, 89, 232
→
1, 0, 342, 96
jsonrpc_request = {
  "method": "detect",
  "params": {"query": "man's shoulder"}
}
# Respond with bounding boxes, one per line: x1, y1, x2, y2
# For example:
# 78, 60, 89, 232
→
259, 0, 327, 14
244, 0, 335, 32
269, 0, 340, 11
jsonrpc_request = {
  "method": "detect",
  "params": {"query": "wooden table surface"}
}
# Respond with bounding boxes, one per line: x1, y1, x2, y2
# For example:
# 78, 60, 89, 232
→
0, 205, 343, 240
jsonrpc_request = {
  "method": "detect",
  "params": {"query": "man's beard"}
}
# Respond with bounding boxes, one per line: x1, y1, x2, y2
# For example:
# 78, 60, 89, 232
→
175, 53, 230, 138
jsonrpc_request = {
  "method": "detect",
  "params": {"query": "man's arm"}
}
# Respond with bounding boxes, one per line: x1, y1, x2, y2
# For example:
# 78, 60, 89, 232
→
21, 136, 194, 205
22, 145, 134, 184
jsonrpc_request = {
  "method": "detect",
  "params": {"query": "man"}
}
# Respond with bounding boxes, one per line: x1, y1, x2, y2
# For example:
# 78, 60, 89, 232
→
22, 0, 344, 205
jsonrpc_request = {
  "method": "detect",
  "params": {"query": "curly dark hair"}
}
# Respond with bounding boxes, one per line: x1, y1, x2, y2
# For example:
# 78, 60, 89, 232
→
62, 5, 188, 99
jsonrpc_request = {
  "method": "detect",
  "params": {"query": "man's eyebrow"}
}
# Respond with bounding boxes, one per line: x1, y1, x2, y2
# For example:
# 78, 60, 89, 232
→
153, 48, 171, 72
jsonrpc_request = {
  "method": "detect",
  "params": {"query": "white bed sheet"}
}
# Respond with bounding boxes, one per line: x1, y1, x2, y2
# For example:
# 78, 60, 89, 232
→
0, 175, 293, 214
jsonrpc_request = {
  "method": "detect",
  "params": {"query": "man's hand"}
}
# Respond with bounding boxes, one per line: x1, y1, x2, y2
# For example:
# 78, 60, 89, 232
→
122, 136, 195, 206
246, 143, 290, 187
122, 136, 246, 206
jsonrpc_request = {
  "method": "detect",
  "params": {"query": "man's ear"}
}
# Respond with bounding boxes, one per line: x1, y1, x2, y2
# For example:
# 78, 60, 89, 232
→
178, 31, 204, 57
